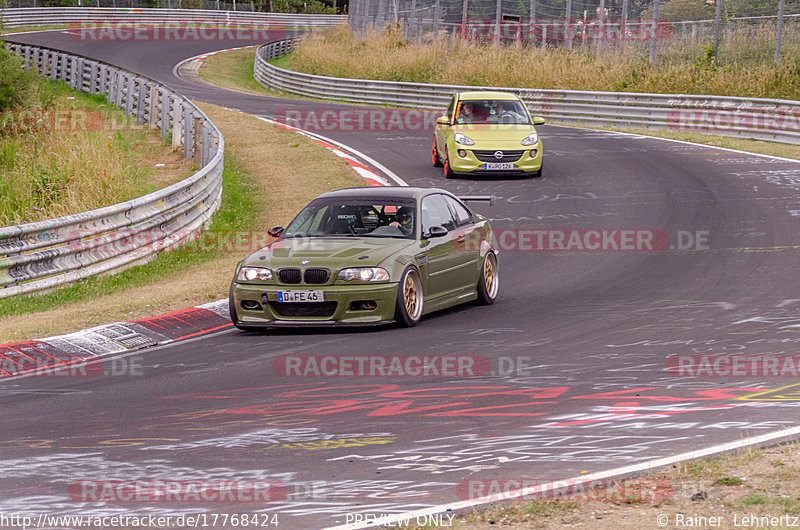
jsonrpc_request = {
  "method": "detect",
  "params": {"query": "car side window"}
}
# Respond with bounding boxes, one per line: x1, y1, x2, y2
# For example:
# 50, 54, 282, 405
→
444, 195, 474, 226
421, 194, 457, 233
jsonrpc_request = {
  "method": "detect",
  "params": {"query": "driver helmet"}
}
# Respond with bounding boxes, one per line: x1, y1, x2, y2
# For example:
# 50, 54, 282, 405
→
396, 206, 413, 225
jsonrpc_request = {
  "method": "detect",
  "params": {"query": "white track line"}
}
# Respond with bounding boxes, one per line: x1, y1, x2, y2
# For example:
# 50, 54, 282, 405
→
324, 424, 800, 529
548, 123, 800, 164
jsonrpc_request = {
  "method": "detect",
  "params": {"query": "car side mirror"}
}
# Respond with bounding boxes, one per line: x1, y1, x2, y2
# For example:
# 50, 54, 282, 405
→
533, 116, 546, 125
268, 226, 284, 238
436, 115, 450, 126
425, 226, 448, 239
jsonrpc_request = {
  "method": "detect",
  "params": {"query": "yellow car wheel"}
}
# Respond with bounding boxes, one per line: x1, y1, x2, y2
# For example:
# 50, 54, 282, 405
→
443, 148, 455, 179
431, 139, 443, 167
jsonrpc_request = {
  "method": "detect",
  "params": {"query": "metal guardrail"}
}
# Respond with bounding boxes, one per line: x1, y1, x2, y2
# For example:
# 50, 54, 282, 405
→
0, 42, 224, 298
254, 38, 800, 146
1, 7, 347, 29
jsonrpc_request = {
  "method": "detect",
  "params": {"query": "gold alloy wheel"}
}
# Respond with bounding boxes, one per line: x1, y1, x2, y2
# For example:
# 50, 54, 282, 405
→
484, 253, 499, 298
403, 270, 423, 320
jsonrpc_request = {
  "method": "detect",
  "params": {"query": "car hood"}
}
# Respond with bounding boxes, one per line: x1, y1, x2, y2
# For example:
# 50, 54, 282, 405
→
452, 123, 537, 143
242, 237, 416, 269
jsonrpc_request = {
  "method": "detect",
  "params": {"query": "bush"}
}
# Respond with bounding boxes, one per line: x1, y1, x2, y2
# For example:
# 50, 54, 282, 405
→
0, 49, 53, 115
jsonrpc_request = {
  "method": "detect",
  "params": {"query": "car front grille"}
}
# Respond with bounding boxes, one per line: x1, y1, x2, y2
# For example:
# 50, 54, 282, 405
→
473, 150, 524, 163
270, 302, 338, 318
278, 268, 302, 284
303, 268, 330, 284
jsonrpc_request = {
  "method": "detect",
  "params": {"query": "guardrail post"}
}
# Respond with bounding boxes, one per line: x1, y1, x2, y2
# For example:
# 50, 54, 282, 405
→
125, 75, 135, 116
161, 89, 171, 140
193, 116, 203, 166
172, 97, 182, 150
136, 79, 146, 124
89, 62, 98, 94
202, 125, 210, 167
107, 68, 118, 106
99, 64, 108, 95
114, 71, 124, 107
73, 57, 82, 89
184, 104, 193, 160
48, 51, 58, 80
61, 54, 70, 83
148, 85, 158, 129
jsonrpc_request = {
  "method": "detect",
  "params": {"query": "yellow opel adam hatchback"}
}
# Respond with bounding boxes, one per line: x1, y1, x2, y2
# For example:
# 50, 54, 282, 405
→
432, 91, 545, 178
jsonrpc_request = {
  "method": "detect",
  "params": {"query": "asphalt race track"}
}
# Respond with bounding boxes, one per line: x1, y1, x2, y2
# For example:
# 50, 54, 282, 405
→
4, 29, 800, 529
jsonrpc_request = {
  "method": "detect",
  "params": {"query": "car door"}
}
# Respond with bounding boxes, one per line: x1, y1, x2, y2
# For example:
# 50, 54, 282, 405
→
419, 193, 461, 300
444, 194, 481, 289
435, 95, 456, 158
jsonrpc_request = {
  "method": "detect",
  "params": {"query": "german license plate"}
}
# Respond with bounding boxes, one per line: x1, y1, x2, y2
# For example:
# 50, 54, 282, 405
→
483, 163, 514, 170
277, 290, 325, 303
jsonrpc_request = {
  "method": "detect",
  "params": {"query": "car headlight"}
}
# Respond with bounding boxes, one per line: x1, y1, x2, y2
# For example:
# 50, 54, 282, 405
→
454, 133, 475, 146
237, 267, 272, 282
521, 132, 539, 146
337, 267, 390, 282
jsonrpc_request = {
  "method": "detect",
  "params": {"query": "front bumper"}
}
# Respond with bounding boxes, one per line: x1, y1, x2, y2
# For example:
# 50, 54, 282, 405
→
232, 281, 399, 327
450, 145, 542, 175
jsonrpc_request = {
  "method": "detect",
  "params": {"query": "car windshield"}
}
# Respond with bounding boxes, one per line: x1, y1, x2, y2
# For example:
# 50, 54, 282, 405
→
283, 198, 417, 239
455, 99, 530, 125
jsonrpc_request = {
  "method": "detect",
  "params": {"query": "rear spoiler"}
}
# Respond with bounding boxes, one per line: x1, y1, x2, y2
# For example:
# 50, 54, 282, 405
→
459, 195, 496, 206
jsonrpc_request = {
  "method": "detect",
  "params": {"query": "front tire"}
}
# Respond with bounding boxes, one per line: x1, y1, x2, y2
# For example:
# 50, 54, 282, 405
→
395, 267, 424, 327
531, 162, 543, 178
476, 252, 499, 305
229, 282, 252, 331
443, 148, 455, 179
432, 139, 443, 167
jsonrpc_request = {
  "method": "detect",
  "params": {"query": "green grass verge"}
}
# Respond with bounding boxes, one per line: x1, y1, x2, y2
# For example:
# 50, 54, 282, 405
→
1, 79, 192, 225
0, 153, 253, 319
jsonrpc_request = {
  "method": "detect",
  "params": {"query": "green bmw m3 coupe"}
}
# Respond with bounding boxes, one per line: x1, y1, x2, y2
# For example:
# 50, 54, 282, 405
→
229, 187, 498, 329
432, 91, 546, 178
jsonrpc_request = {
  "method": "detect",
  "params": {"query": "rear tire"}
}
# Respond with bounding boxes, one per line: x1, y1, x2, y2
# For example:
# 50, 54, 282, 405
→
476, 252, 499, 305
394, 267, 424, 327
432, 139, 443, 167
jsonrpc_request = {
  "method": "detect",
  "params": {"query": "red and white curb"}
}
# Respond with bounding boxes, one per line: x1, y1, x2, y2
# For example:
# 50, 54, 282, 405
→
186, 44, 260, 61
254, 114, 401, 187
0, 300, 230, 380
